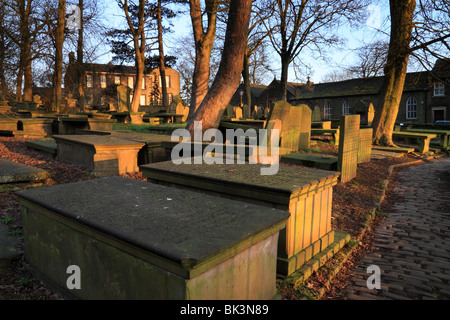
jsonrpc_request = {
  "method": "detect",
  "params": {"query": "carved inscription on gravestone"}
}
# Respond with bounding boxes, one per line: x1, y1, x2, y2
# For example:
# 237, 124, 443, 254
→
338, 115, 360, 183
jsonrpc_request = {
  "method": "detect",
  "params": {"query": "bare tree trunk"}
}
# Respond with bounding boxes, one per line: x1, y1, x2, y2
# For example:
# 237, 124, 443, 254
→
19, 0, 33, 102
157, 0, 168, 106
372, 0, 416, 146
52, 0, 66, 112
122, 0, 146, 116
280, 53, 289, 101
242, 47, 251, 118
186, 0, 252, 134
188, 0, 218, 118
77, 0, 85, 111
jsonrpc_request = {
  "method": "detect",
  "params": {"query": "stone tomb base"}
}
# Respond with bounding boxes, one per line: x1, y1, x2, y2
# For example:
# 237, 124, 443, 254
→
140, 161, 349, 277
53, 135, 145, 176
17, 176, 289, 300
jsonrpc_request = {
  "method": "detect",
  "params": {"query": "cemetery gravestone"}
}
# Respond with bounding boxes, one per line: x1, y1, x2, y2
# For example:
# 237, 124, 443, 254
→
117, 85, 131, 112
337, 115, 360, 183
358, 128, 373, 164
140, 162, 348, 276
312, 105, 321, 122
17, 176, 289, 300
234, 107, 243, 119
298, 104, 311, 150
367, 103, 375, 126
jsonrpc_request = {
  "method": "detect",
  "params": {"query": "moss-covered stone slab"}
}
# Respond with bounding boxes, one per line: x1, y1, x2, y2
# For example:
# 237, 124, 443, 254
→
17, 176, 289, 300
140, 161, 341, 276
0, 158, 48, 184
280, 153, 338, 170
53, 135, 145, 176
25, 139, 57, 156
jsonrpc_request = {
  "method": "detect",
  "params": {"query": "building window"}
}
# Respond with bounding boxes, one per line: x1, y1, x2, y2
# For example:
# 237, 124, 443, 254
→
168, 93, 173, 105
159, 75, 171, 88
434, 82, 445, 96
324, 101, 332, 120
100, 75, 107, 88
406, 96, 418, 119
142, 78, 146, 90
128, 77, 133, 89
140, 95, 146, 106
115, 76, 120, 85
342, 101, 351, 115
86, 75, 93, 88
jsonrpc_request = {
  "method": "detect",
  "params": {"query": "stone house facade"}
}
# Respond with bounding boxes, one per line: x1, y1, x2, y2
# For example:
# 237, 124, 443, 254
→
289, 58, 450, 125
64, 53, 180, 110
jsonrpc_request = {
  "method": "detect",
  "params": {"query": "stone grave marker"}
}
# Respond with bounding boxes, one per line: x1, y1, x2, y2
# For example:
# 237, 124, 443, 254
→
337, 115, 360, 183
358, 127, 373, 164
266, 102, 311, 152
117, 84, 131, 112
297, 104, 311, 150
367, 103, 375, 126
140, 161, 350, 277
17, 176, 289, 299
312, 105, 321, 122
234, 107, 243, 119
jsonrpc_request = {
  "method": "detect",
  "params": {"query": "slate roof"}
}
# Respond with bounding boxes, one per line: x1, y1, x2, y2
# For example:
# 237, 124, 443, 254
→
292, 71, 432, 100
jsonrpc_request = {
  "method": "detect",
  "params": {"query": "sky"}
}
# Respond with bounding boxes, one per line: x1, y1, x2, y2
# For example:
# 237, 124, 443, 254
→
98, 1, 391, 85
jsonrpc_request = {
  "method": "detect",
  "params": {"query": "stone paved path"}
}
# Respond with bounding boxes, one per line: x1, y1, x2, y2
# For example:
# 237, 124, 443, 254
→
345, 157, 450, 300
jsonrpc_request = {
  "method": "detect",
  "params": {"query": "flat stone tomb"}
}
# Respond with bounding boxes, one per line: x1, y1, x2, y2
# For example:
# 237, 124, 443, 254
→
140, 161, 342, 276
111, 132, 174, 164
53, 135, 145, 177
0, 158, 48, 184
58, 117, 116, 135
16, 176, 289, 300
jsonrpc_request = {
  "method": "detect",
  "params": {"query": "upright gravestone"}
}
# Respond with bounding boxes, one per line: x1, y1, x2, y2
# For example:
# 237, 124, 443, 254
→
337, 115, 360, 183
234, 107, 243, 119
175, 103, 184, 116
117, 85, 131, 112
297, 104, 311, 150
367, 103, 375, 126
266, 102, 311, 152
358, 127, 373, 164
312, 105, 321, 122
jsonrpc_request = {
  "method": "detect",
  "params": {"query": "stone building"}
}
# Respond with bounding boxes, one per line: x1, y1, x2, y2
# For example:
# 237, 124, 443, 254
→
289, 58, 450, 125
64, 52, 180, 110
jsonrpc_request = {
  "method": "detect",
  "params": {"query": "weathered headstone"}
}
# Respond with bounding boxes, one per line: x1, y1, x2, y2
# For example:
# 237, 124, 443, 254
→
175, 103, 184, 116
117, 85, 131, 112
234, 107, 243, 119
358, 128, 373, 164
17, 176, 289, 299
312, 105, 321, 122
367, 103, 375, 126
297, 104, 311, 150
32, 95, 42, 109
337, 115, 360, 183
266, 102, 311, 152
